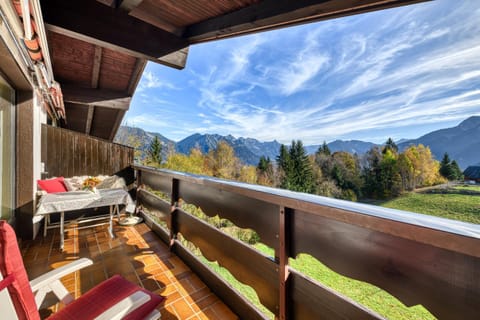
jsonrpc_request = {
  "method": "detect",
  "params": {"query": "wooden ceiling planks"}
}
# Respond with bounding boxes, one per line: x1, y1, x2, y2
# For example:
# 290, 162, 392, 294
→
98, 48, 137, 91
48, 32, 95, 87
130, 0, 261, 28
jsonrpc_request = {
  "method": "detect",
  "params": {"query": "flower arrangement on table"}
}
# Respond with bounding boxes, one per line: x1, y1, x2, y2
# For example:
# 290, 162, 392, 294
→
82, 176, 101, 192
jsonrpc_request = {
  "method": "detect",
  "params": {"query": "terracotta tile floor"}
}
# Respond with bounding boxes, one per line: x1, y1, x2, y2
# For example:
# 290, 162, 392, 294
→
20, 221, 238, 320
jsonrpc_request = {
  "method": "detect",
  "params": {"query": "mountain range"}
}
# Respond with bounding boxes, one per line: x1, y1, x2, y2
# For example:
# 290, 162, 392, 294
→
114, 116, 480, 169
397, 116, 480, 169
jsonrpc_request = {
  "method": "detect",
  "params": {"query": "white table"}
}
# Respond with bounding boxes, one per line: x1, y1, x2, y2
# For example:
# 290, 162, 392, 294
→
35, 189, 135, 250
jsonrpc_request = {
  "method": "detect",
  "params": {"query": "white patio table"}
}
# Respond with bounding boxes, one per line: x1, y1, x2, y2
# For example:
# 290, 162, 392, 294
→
35, 188, 135, 250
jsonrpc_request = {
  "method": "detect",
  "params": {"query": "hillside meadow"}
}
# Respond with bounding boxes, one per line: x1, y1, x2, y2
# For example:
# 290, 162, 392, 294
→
377, 184, 480, 224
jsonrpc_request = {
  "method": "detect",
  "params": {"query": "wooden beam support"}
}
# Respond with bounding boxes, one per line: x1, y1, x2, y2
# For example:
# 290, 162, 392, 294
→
85, 105, 95, 134
116, 0, 144, 12
62, 86, 131, 110
96, 0, 116, 7
109, 109, 126, 140
127, 58, 147, 95
41, 0, 189, 69
186, 0, 430, 43
91, 46, 103, 88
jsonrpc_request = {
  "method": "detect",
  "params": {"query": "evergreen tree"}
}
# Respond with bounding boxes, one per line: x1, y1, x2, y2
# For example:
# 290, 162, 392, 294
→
362, 147, 383, 198
276, 141, 314, 192
146, 136, 162, 166
257, 156, 271, 172
276, 144, 291, 189
383, 137, 398, 154
451, 160, 463, 180
317, 141, 331, 156
257, 156, 274, 186
439, 152, 458, 181
287, 140, 315, 193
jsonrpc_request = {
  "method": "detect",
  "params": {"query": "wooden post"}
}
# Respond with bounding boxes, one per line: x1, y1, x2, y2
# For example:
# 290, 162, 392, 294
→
169, 178, 179, 249
134, 169, 142, 213
278, 206, 291, 320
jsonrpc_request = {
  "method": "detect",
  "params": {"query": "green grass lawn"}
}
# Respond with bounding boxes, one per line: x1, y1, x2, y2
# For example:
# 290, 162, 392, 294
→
452, 184, 480, 193
254, 244, 434, 320
378, 188, 480, 224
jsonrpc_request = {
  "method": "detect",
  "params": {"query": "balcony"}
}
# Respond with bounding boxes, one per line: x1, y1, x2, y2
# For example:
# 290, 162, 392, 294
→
20, 131, 480, 318
21, 222, 237, 319
2, 1, 479, 319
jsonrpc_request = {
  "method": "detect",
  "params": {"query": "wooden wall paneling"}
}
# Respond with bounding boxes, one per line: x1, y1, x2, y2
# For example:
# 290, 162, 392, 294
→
178, 180, 280, 251
290, 270, 382, 319
60, 129, 67, 177
85, 136, 92, 175
42, 125, 134, 177
291, 209, 480, 319
46, 125, 55, 175
115, 144, 122, 173
72, 132, 78, 174
79, 134, 85, 175
176, 208, 279, 314
91, 138, 99, 176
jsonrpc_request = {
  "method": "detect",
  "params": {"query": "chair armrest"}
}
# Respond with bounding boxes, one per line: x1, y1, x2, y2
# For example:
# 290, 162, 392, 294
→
30, 258, 93, 291
30, 258, 93, 307
94, 291, 150, 320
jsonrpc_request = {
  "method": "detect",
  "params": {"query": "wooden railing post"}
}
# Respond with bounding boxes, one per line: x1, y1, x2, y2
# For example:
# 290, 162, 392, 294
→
169, 178, 179, 249
135, 169, 142, 213
278, 206, 292, 320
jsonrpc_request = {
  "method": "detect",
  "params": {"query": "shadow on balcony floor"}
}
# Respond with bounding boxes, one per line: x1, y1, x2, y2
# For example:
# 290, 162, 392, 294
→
20, 221, 237, 320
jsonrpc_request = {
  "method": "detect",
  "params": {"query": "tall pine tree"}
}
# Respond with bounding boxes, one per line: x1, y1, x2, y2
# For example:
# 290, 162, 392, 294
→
277, 141, 314, 193
146, 136, 162, 166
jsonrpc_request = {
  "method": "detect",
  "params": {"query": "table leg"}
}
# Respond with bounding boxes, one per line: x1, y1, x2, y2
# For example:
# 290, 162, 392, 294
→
109, 205, 114, 238
44, 215, 48, 237
60, 211, 64, 251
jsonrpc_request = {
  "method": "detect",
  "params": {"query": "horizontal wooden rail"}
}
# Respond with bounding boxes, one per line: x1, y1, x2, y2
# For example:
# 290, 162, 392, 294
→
135, 164, 480, 320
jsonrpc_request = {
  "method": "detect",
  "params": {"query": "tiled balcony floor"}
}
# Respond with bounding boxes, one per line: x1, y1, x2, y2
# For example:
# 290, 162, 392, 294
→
20, 221, 238, 320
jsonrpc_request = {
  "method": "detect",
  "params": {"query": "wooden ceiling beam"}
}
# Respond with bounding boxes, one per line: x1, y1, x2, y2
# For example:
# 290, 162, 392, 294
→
115, 0, 144, 12
85, 105, 95, 134
109, 109, 126, 141
62, 86, 131, 110
127, 58, 147, 95
91, 46, 103, 88
185, 0, 430, 43
41, 0, 189, 69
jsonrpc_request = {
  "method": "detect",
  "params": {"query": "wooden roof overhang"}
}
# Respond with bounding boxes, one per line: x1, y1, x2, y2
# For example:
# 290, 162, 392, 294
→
39, 0, 429, 140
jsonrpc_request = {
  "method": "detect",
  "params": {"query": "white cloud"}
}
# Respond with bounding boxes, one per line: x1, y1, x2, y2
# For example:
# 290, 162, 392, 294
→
277, 49, 329, 96
137, 71, 177, 92
127, 0, 480, 145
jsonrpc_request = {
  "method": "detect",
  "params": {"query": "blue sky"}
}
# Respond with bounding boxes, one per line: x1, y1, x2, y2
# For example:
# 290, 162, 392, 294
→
124, 0, 480, 145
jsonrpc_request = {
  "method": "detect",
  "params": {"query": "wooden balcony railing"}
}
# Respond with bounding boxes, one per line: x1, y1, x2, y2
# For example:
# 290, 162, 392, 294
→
134, 164, 480, 320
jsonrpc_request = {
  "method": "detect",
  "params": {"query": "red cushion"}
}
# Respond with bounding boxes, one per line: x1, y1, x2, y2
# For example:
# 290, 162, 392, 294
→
37, 177, 67, 193
0, 221, 41, 320
48, 275, 164, 320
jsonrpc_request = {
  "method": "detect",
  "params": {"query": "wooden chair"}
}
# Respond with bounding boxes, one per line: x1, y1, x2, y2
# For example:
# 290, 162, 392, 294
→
0, 221, 163, 319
